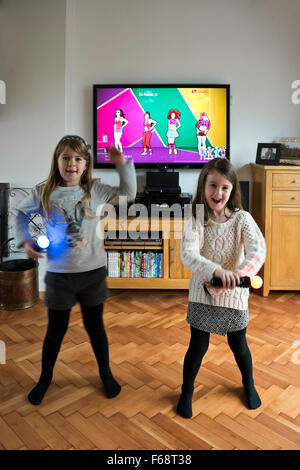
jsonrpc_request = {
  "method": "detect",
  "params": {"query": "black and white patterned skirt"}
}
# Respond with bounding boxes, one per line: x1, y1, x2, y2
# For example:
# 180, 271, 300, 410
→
186, 302, 249, 336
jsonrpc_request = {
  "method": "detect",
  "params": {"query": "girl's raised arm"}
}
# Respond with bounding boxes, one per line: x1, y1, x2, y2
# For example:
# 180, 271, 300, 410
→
92, 150, 137, 205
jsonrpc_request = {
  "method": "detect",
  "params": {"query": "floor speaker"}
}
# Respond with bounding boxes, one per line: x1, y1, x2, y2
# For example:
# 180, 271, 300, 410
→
239, 181, 249, 212
0, 183, 9, 258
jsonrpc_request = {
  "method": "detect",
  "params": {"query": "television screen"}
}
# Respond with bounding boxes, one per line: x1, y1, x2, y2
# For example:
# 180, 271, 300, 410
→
93, 84, 230, 168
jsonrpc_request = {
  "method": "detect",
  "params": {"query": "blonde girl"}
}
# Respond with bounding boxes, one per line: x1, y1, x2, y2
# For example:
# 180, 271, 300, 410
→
16, 135, 136, 405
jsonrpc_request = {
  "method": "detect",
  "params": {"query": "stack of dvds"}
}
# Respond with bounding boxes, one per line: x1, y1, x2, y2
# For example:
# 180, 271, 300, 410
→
106, 251, 120, 278
107, 250, 163, 278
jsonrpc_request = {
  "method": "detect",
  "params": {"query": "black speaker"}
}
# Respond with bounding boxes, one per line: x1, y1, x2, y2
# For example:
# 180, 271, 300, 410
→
0, 183, 9, 258
239, 181, 249, 212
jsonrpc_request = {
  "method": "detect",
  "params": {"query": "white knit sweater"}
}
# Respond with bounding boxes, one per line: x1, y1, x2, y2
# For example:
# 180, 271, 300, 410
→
180, 210, 266, 310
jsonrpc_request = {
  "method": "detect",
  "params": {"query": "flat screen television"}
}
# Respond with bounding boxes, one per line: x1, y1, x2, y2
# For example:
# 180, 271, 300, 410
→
93, 84, 230, 169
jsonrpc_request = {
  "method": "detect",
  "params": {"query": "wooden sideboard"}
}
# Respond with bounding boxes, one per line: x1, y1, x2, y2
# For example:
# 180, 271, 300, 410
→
251, 164, 300, 296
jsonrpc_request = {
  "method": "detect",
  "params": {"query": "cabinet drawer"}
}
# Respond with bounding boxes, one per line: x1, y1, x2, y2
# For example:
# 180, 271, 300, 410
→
272, 173, 300, 188
272, 190, 300, 205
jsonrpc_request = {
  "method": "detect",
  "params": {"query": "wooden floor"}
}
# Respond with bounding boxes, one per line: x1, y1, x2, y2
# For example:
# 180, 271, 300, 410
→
0, 289, 300, 450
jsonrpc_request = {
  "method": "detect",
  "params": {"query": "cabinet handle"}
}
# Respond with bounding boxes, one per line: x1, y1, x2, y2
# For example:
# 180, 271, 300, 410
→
292, 179, 299, 183
169, 246, 176, 265
291, 196, 299, 200
170, 245, 174, 264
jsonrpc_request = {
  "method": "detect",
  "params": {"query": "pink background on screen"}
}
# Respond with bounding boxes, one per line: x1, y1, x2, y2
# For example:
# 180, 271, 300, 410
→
97, 89, 154, 148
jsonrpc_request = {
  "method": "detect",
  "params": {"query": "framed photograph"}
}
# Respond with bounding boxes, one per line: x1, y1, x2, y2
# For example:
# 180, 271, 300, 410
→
256, 143, 281, 165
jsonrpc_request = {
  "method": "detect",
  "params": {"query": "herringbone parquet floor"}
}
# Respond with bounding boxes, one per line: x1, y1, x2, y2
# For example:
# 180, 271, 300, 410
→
1, 289, 300, 450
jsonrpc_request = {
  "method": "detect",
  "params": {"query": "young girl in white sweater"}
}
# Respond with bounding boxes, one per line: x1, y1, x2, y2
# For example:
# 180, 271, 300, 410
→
177, 158, 266, 419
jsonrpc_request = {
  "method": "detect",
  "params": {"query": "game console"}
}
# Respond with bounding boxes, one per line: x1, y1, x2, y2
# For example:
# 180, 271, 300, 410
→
144, 171, 181, 195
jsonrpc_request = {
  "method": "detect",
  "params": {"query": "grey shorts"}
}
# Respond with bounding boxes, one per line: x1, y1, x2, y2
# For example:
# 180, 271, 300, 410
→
44, 266, 108, 310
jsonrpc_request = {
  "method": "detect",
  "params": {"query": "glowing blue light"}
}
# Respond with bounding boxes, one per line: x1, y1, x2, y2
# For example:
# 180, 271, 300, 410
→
36, 236, 50, 249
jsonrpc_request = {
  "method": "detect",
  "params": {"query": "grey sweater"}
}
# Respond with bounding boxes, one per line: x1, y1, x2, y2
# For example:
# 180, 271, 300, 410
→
15, 161, 136, 273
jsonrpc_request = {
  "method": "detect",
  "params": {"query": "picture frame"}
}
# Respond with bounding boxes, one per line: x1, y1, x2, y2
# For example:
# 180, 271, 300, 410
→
255, 143, 281, 165
279, 138, 300, 165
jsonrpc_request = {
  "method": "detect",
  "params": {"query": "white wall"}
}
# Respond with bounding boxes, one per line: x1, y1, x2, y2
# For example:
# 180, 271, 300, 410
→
2, 0, 300, 190
0, 0, 66, 186
66, 0, 300, 192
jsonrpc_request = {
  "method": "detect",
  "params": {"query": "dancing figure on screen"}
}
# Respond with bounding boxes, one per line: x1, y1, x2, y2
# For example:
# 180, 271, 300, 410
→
114, 109, 128, 153
141, 112, 157, 156
196, 112, 211, 156
166, 109, 181, 155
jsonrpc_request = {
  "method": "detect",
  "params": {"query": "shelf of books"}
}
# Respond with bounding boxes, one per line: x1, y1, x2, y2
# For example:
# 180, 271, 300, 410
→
103, 218, 191, 289
107, 249, 163, 279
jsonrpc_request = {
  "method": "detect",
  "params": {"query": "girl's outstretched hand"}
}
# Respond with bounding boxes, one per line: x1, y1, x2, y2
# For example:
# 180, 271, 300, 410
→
206, 268, 241, 290
106, 146, 126, 165
23, 239, 43, 259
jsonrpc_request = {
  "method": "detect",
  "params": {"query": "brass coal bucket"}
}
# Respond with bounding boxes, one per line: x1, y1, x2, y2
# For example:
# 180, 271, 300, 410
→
0, 258, 39, 310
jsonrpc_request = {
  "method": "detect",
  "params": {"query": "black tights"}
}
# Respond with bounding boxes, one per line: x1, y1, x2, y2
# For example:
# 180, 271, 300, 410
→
177, 326, 261, 418
28, 304, 120, 405
182, 326, 254, 389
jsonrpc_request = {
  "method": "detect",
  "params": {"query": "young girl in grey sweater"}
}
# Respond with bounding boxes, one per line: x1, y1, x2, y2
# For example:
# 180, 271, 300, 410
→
16, 135, 136, 405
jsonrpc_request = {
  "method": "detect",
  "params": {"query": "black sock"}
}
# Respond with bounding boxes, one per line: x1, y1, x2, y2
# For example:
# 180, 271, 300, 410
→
177, 327, 210, 419
227, 328, 261, 410
100, 371, 121, 398
27, 375, 53, 405
27, 308, 70, 405
81, 304, 121, 398
177, 386, 194, 419
243, 380, 261, 409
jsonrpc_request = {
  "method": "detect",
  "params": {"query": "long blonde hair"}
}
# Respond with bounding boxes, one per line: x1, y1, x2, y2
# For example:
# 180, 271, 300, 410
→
192, 158, 243, 224
38, 135, 93, 219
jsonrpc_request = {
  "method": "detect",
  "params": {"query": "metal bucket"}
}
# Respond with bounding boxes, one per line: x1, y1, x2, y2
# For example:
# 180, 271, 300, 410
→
0, 259, 39, 310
